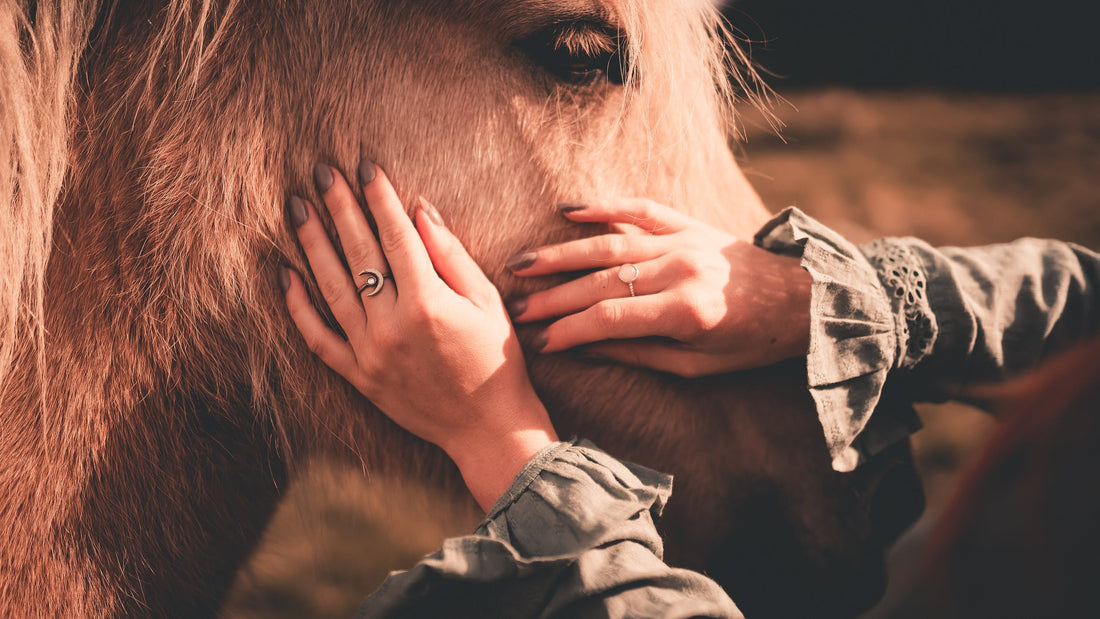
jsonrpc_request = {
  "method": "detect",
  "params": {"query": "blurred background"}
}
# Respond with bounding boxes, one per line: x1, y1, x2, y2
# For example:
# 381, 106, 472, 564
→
725, 0, 1099, 92
223, 2, 1099, 616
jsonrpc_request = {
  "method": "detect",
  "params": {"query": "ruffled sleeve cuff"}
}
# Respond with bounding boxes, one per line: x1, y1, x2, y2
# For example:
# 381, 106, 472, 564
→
356, 440, 716, 618
754, 207, 920, 471
478, 439, 673, 557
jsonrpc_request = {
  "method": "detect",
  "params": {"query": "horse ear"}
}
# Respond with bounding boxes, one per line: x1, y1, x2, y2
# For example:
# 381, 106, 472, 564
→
0, 1, 100, 390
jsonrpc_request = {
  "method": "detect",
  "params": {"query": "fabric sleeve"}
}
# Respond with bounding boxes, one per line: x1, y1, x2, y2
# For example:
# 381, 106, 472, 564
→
356, 440, 743, 619
864, 236, 1100, 402
755, 207, 1100, 472
754, 207, 921, 471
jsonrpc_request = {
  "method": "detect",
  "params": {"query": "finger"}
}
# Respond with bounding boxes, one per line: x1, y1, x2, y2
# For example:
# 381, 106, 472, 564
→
537, 294, 681, 353
313, 163, 394, 305
415, 197, 497, 306
512, 255, 674, 323
289, 195, 368, 339
281, 266, 360, 377
358, 159, 435, 291
583, 341, 717, 379
556, 198, 696, 234
506, 233, 671, 276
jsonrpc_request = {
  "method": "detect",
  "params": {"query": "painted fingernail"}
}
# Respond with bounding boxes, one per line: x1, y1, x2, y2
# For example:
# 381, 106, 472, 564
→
358, 158, 376, 186
505, 251, 536, 272
313, 163, 334, 193
288, 195, 309, 227
531, 329, 548, 352
505, 297, 527, 318
278, 265, 291, 292
557, 202, 587, 213
417, 196, 445, 226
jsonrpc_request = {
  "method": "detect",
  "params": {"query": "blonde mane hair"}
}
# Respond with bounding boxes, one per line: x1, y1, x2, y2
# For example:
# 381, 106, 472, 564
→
1, 0, 95, 397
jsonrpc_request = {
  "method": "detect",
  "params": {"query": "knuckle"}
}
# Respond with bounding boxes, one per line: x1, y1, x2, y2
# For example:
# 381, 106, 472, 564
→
343, 241, 379, 269
403, 295, 443, 329
635, 198, 665, 223
594, 302, 623, 329
672, 250, 704, 277
317, 277, 349, 306
594, 235, 625, 259
680, 295, 717, 333
361, 358, 385, 384
406, 303, 435, 327
594, 268, 616, 292
378, 225, 410, 254
298, 229, 327, 255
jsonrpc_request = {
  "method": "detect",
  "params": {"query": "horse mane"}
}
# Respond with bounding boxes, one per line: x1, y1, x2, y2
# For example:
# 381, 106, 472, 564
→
1, 0, 95, 401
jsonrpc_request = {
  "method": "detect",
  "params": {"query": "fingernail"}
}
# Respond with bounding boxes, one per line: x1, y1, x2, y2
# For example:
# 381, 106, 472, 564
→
358, 158, 376, 186
278, 265, 291, 292
557, 202, 587, 213
313, 163, 334, 193
417, 196, 445, 226
505, 251, 536, 272
505, 297, 527, 318
288, 195, 309, 227
531, 329, 548, 352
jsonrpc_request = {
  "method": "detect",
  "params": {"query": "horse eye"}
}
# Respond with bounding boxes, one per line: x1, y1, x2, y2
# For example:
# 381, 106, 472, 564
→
517, 21, 626, 86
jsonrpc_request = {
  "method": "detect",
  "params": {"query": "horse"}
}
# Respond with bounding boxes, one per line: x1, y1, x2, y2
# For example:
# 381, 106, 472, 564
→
0, 1, 923, 616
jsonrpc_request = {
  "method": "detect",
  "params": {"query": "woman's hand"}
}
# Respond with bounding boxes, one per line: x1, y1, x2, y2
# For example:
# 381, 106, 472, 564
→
506, 199, 812, 378
280, 161, 556, 511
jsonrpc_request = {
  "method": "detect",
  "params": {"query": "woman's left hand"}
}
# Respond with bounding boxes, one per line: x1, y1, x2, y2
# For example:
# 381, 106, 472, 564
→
505, 199, 812, 377
280, 162, 556, 511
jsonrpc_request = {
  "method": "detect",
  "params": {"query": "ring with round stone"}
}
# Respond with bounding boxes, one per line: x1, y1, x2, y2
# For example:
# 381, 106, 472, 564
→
618, 263, 639, 297
356, 268, 390, 297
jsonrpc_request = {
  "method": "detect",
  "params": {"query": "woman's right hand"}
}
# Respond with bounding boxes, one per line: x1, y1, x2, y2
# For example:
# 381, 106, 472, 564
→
506, 199, 813, 377
279, 161, 557, 511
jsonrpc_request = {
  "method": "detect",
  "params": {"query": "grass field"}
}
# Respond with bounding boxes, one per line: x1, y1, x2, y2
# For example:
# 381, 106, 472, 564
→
221, 89, 1100, 617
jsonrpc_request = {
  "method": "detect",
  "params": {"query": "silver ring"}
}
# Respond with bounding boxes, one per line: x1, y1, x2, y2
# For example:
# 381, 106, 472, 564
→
618, 263, 639, 297
357, 269, 389, 297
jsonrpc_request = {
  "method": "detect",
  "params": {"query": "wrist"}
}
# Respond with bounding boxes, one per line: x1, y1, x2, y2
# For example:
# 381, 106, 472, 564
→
444, 400, 558, 512
787, 262, 812, 358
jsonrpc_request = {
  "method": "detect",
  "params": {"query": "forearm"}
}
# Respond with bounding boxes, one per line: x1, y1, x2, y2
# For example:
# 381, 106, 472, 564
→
871, 238, 1100, 401
756, 208, 1100, 471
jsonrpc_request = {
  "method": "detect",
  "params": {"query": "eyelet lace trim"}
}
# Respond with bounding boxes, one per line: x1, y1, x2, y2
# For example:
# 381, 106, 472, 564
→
862, 240, 936, 370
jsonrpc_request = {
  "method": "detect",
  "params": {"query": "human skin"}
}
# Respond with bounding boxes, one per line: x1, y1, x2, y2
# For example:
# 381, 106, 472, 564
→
280, 162, 556, 511
283, 176, 817, 508
505, 199, 813, 378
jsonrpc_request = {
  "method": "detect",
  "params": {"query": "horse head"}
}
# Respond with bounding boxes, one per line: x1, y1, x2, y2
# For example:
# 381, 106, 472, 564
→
1, 1, 921, 616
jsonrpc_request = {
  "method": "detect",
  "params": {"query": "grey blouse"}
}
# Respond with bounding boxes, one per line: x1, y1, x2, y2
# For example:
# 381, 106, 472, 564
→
755, 207, 1098, 471
357, 207, 1099, 618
